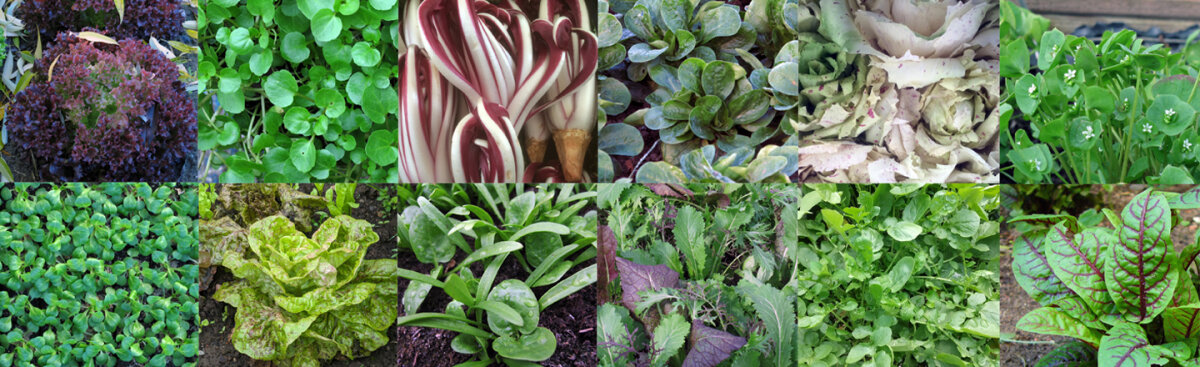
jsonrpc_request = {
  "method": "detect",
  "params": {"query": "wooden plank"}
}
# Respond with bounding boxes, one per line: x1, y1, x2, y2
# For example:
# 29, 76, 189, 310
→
1042, 14, 1200, 34
1026, 0, 1200, 20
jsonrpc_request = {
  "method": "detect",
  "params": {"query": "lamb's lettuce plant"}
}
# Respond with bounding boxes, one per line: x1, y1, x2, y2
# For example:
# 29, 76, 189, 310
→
396, 184, 598, 365
0, 183, 200, 367
1011, 187, 1200, 365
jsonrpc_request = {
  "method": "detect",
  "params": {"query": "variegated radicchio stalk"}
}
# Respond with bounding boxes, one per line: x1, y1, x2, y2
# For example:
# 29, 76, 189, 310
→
399, 0, 598, 183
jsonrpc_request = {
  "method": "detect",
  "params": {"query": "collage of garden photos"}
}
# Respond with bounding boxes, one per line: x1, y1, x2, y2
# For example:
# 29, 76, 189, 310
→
0, 0, 1196, 366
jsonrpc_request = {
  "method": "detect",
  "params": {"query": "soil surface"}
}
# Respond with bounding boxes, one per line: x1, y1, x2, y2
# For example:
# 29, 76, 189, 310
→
1001, 184, 1200, 366
395, 223, 597, 367
199, 184, 398, 367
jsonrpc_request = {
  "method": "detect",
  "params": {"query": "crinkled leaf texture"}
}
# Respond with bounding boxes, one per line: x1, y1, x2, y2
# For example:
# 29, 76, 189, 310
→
212, 215, 400, 365
682, 319, 746, 367
1108, 190, 1177, 324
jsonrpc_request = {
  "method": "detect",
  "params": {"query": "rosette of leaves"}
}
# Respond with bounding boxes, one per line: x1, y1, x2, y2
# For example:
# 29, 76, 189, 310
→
610, 0, 754, 71
19, 0, 185, 41
1009, 187, 1200, 366
396, 184, 598, 365
0, 183, 201, 366
198, 0, 400, 182
7, 33, 197, 181
209, 214, 399, 366
639, 59, 773, 146
795, 1, 867, 133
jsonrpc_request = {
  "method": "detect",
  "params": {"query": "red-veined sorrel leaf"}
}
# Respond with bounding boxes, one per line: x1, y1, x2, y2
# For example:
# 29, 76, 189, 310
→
1052, 297, 1105, 330
1045, 224, 1113, 315
1016, 307, 1102, 345
1163, 279, 1200, 342
399, 45, 458, 183
1013, 230, 1074, 306
1099, 322, 1167, 367
1035, 340, 1097, 367
1108, 190, 1177, 324
450, 101, 522, 182
1168, 186, 1200, 209
682, 319, 746, 367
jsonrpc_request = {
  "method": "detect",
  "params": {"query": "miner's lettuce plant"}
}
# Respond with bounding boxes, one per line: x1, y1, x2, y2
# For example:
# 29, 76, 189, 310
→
198, 0, 400, 182
1002, 1, 1200, 183
396, 184, 598, 364
1010, 187, 1200, 366
208, 214, 400, 365
0, 183, 200, 367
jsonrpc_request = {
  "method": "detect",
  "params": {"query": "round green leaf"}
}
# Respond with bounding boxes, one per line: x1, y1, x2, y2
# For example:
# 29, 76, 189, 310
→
229, 27, 254, 54
366, 130, 398, 166
768, 62, 799, 96
493, 327, 557, 362
701, 61, 735, 99
486, 280, 540, 336
338, 0, 360, 14
628, 43, 668, 63
281, 32, 311, 63
598, 13, 622, 48
727, 90, 770, 124
290, 139, 317, 173
368, 0, 395, 10
598, 78, 631, 116
346, 73, 368, 105
315, 89, 346, 118
264, 70, 298, 107
217, 90, 245, 114
598, 44, 626, 71
249, 51, 273, 76
1149, 94, 1196, 136
599, 123, 643, 156
700, 6, 739, 43
218, 68, 241, 93
351, 42, 382, 67
248, 0, 275, 22
311, 10, 343, 43
283, 107, 311, 135
624, 5, 656, 41
298, 0, 334, 19
217, 122, 240, 146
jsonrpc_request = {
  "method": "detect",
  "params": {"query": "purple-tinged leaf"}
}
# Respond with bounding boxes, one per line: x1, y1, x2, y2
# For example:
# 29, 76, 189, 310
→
450, 102, 523, 182
1046, 224, 1114, 315
1163, 278, 1200, 342
615, 257, 679, 314
1034, 340, 1096, 367
1099, 322, 1167, 367
682, 319, 746, 367
399, 45, 458, 183
1168, 186, 1200, 209
1013, 230, 1074, 306
1108, 190, 1178, 324
1016, 307, 1103, 345
598, 225, 617, 302
1180, 234, 1200, 272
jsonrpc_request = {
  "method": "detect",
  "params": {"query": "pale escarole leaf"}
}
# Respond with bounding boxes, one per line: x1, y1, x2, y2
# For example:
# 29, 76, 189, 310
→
1108, 190, 1177, 324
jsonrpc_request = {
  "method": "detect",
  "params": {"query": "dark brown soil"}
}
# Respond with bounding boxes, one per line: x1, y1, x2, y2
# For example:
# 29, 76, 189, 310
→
395, 236, 597, 367
199, 184, 398, 367
1001, 184, 1200, 366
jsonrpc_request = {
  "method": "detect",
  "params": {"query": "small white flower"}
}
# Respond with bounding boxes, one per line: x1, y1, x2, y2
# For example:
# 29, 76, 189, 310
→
1143, 123, 1154, 133
1167, 108, 1177, 118
1186, 139, 1194, 151
1028, 84, 1037, 94
1123, 55, 1131, 62
1076, 44, 1082, 52
1082, 126, 1096, 140
1064, 69, 1076, 81
1028, 159, 1043, 170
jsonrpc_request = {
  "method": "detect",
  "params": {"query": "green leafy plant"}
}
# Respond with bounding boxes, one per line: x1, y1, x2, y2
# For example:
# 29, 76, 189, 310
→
205, 212, 399, 365
1001, 1, 1200, 183
597, 0, 799, 183
791, 184, 999, 366
597, 183, 800, 366
0, 183, 200, 367
198, 0, 400, 182
396, 184, 598, 365
1010, 187, 1200, 366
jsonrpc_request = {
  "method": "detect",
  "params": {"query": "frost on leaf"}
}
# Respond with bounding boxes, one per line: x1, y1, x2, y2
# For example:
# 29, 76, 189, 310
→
682, 319, 747, 367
